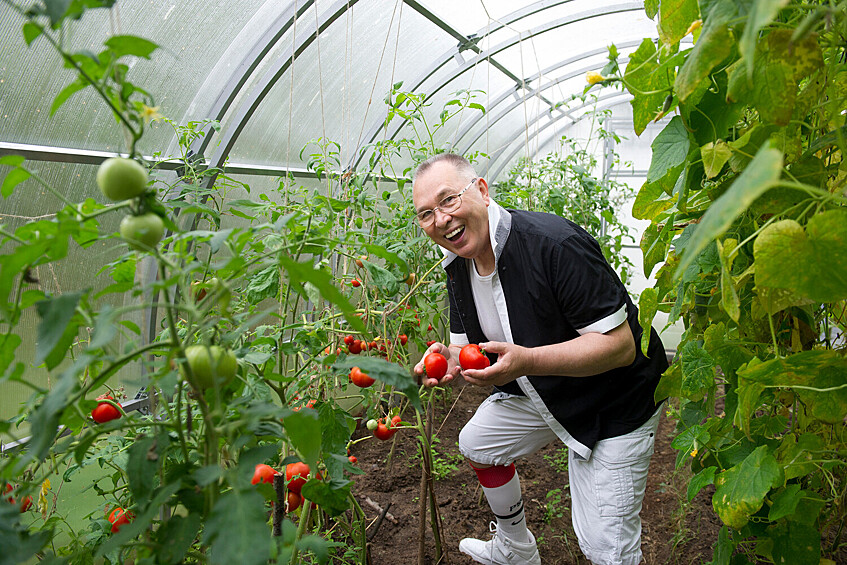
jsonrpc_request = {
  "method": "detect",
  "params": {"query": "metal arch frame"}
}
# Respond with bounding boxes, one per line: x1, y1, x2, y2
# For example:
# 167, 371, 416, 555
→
455, 56, 634, 155
187, 0, 316, 158
487, 92, 632, 180
198, 0, 362, 187
452, 38, 655, 151
349, 1, 644, 171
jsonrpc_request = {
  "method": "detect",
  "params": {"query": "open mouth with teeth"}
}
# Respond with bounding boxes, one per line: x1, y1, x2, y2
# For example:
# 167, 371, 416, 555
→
445, 225, 465, 242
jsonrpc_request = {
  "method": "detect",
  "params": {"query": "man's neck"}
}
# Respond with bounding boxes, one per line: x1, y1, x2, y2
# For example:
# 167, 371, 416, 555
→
473, 247, 496, 276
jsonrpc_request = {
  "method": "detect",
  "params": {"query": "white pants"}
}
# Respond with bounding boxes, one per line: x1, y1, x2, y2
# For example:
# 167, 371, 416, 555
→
458, 394, 661, 565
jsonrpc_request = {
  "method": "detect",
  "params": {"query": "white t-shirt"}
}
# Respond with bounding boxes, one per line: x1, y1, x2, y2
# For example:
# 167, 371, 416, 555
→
468, 259, 507, 343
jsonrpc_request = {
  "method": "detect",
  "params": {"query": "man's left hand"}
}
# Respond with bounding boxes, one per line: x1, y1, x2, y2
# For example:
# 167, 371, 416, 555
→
460, 341, 531, 387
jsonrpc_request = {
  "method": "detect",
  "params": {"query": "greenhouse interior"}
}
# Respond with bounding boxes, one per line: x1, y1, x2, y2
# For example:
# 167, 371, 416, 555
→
0, 0, 845, 564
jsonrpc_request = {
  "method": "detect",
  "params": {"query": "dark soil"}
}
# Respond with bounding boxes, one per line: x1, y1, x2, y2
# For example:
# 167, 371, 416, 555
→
348, 380, 723, 565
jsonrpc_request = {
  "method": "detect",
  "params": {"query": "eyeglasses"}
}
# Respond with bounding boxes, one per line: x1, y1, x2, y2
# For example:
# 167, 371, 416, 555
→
416, 178, 477, 226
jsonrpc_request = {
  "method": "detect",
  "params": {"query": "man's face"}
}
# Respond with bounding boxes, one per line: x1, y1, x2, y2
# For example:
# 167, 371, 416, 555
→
412, 161, 491, 262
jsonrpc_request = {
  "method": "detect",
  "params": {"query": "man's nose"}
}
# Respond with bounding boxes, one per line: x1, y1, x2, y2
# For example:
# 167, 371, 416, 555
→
433, 208, 452, 227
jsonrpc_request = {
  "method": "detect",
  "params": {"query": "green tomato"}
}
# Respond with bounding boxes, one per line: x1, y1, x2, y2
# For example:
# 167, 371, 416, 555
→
120, 213, 164, 251
97, 157, 148, 201
181, 345, 238, 389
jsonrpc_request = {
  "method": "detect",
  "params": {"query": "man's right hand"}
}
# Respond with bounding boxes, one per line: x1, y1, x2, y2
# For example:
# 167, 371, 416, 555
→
414, 342, 461, 387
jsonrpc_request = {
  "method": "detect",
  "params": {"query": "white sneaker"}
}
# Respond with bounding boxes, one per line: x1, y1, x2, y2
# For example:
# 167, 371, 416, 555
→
459, 522, 541, 565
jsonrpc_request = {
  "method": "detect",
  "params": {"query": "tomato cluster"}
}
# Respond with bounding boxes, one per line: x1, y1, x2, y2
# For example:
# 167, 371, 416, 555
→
372, 415, 402, 441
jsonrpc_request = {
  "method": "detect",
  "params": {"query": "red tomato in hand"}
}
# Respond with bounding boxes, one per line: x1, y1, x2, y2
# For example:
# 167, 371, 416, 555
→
91, 397, 121, 423
350, 366, 375, 388
459, 344, 490, 370
252, 463, 278, 485
286, 462, 310, 494
424, 352, 448, 381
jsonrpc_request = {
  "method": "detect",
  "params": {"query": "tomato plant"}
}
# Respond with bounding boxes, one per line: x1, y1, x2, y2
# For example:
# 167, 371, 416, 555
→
459, 344, 490, 370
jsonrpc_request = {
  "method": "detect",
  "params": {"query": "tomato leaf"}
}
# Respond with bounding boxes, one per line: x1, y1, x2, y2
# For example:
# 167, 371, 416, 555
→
1, 166, 31, 198
300, 479, 351, 517
283, 408, 322, 470
155, 514, 203, 565
104, 35, 158, 59
202, 489, 271, 565
34, 292, 82, 366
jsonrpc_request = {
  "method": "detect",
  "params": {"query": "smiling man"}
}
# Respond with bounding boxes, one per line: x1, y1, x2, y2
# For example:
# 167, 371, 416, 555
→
412, 153, 668, 565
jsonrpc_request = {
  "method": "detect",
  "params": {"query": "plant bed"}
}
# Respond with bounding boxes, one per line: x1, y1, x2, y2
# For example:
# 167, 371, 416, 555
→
348, 379, 723, 564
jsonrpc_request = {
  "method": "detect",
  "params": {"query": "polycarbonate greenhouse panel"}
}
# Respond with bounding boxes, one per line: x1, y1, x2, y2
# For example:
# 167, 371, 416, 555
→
0, 1, 268, 157
224, 0, 457, 173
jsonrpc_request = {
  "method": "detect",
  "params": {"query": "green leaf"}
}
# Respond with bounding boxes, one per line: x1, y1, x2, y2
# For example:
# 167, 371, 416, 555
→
654, 362, 681, 402
739, 0, 790, 81
768, 484, 802, 521
675, 144, 783, 278
674, 0, 735, 102
203, 490, 271, 565
363, 243, 408, 274
296, 535, 330, 564
712, 445, 783, 529
679, 341, 716, 401
318, 403, 357, 479
687, 466, 716, 501
1, 167, 31, 199
658, 0, 700, 45
632, 176, 676, 220
642, 213, 675, 276
753, 209, 847, 303
737, 350, 847, 424
283, 409, 322, 470
363, 261, 398, 296
672, 423, 710, 456
50, 79, 88, 116
300, 480, 351, 517
775, 433, 822, 481
333, 356, 421, 412
127, 436, 158, 501
103, 35, 158, 59
34, 292, 82, 366
0, 333, 22, 377
711, 526, 734, 565
647, 116, 691, 183
769, 521, 820, 565
644, 0, 659, 19
156, 514, 202, 565
701, 140, 732, 179
625, 38, 671, 135
716, 238, 739, 322
44, 0, 72, 27
638, 288, 658, 357
22, 22, 43, 45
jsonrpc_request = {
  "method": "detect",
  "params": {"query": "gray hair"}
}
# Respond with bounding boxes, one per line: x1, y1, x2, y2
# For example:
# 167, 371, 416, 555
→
412, 153, 477, 185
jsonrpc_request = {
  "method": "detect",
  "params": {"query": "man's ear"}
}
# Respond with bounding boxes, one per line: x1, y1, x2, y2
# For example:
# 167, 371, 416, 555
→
477, 177, 491, 204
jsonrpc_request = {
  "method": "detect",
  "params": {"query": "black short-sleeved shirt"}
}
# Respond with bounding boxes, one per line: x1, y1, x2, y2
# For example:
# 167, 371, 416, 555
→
444, 203, 667, 458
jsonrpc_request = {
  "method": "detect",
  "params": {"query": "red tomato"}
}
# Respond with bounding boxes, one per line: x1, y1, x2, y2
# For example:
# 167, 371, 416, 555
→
424, 352, 448, 381
428, 324, 434, 331
459, 344, 491, 370
348, 455, 358, 465
426, 340, 436, 347
351, 279, 361, 287
252, 463, 278, 485
399, 334, 408, 346
286, 462, 310, 494
19, 496, 33, 512
390, 415, 402, 428
108, 507, 133, 533
348, 340, 363, 354
4, 483, 14, 504
349, 366, 375, 388
368, 341, 377, 350
287, 491, 302, 512
373, 422, 395, 441
343, 335, 355, 346
91, 398, 121, 423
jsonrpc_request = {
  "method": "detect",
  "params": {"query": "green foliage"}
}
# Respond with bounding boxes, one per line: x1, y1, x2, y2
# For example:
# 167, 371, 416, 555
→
601, 0, 847, 561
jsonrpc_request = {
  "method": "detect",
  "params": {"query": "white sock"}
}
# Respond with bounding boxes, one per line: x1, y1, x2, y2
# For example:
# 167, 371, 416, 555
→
472, 463, 530, 543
